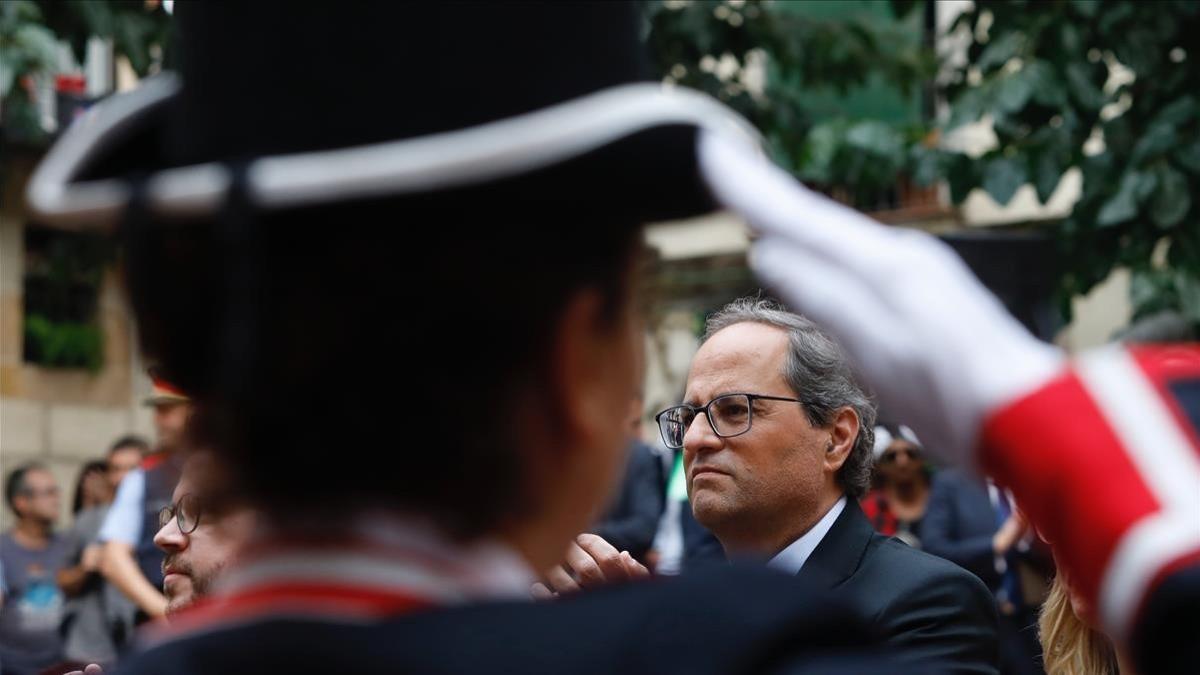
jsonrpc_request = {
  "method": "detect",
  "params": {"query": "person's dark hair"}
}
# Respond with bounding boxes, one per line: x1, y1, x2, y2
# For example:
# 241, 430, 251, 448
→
71, 460, 110, 515
702, 297, 877, 498
5, 462, 47, 516
109, 434, 150, 456
123, 128, 704, 540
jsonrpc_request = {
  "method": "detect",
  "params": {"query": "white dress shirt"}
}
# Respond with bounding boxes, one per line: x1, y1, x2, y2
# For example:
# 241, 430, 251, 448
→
767, 495, 847, 575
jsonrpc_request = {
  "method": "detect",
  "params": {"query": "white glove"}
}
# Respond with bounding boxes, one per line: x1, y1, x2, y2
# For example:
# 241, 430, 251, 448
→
697, 131, 1065, 465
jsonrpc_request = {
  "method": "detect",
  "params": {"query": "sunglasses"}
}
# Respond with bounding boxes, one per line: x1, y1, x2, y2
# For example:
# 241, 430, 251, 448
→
880, 447, 921, 464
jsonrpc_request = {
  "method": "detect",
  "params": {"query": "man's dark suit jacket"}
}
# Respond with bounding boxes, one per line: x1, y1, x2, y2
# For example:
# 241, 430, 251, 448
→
120, 567, 934, 675
796, 498, 1000, 674
922, 469, 1008, 587
594, 441, 666, 562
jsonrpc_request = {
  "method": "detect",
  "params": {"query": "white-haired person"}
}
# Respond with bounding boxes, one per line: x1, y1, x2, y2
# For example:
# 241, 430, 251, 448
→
860, 423, 932, 548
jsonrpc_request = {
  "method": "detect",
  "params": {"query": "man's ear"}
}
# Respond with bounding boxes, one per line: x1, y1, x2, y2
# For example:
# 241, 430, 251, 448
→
824, 407, 860, 474
546, 288, 619, 457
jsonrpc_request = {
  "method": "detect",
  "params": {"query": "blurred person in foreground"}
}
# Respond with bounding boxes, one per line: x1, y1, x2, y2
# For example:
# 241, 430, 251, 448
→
26, 4, 903, 674
58, 437, 148, 667
860, 423, 932, 548
98, 378, 191, 624
0, 464, 67, 675
26, 3, 1199, 674
637, 298, 997, 671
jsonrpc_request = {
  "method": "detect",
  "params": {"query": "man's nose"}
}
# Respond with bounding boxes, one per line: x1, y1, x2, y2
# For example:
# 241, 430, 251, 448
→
683, 411, 722, 453
153, 519, 189, 552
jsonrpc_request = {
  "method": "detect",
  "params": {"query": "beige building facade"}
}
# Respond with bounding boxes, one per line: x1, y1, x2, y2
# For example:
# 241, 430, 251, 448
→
0, 154, 154, 530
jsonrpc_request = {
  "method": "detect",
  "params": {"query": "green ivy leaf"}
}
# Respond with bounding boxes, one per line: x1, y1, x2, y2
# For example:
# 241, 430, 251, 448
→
1131, 123, 1179, 166
1025, 60, 1067, 108
1151, 165, 1191, 228
1150, 96, 1198, 130
1175, 139, 1200, 174
947, 153, 979, 204
977, 32, 1024, 74
1033, 150, 1063, 203
1065, 61, 1106, 111
994, 71, 1034, 113
946, 86, 986, 130
1097, 171, 1142, 226
1071, 0, 1101, 19
982, 156, 1026, 205
1178, 271, 1200, 324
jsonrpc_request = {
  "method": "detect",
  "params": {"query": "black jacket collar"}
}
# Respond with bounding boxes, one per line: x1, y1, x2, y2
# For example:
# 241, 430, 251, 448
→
795, 497, 875, 589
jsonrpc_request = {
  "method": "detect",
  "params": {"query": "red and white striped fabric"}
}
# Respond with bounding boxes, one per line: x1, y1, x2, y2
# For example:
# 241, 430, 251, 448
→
141, 516, 536, 646
981, 344, 1200, 641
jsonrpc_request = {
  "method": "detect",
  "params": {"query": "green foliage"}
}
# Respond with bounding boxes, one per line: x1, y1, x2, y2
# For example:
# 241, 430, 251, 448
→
0, 0, 170, 145
941, 0, 1200, 327
643, 0, 935, 209
23, 314, 104, 371
22, 230, 115, 372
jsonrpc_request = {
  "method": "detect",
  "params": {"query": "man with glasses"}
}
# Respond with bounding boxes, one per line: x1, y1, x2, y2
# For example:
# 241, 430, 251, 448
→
653, 297, 999, 672
152, 453, 256, 616
1, 463, 68, 675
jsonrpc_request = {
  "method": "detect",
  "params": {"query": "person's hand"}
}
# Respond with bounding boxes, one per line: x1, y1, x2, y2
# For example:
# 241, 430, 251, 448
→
698, 131, 1065, 465
65, 664, 104, 675
531, 533, 649, 600
81, 544, 102, 572
992, 512, 1028, 555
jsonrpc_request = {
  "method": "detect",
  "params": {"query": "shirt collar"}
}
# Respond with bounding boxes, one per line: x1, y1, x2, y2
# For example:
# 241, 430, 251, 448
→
767, 495, 847, 575
143, 514, 537, 647
222, 513, 537, 603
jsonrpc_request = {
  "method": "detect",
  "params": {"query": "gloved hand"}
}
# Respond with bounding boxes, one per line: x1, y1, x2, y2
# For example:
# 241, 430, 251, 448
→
697, 130, 1065, 466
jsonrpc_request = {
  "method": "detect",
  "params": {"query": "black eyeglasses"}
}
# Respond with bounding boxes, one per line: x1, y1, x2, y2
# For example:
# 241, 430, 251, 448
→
158, 494, 201, 535
654, 393, 804, 449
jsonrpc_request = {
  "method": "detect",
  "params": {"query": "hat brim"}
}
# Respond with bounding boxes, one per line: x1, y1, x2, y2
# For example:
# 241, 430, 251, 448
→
27, 75, 762, 232
143, 394, 189, 407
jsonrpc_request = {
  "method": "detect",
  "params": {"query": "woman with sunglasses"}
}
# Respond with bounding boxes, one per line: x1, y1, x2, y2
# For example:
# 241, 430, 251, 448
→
861, 423, 932, 549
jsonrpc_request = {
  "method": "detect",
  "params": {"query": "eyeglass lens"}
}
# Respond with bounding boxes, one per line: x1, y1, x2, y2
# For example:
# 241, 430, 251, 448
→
158, 494, 200, 533
658, 394, 753, 449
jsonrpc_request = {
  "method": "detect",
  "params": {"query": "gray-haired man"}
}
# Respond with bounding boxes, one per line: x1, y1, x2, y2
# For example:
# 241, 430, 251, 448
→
661, 297, 1000, 673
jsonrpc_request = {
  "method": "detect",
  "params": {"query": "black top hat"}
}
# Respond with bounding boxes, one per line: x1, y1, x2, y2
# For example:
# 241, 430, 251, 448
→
27, 2, 760, 230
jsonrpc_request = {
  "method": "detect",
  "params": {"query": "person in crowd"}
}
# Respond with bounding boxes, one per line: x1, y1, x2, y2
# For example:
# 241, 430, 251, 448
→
861, 423, 932, 548
151, 452, 257, 616
1039, 572, 1122, 675
70, 462, 110, 517
58, 436, 148, 667
923, 467, 1051, 675
0, 464, 68, 675
102, 436, 146, 496
592, 389, 666, 564
98, 377, 191, 623
27, 5, 910, 673
642, 298, 998, 671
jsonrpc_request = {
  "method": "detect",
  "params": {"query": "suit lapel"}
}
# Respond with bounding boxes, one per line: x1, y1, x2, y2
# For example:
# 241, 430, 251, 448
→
795, 498, 875, 590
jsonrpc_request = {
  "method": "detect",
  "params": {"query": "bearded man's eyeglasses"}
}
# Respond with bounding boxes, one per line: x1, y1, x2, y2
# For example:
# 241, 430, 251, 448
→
158, 494, 201, 535
654, 393, 804, 449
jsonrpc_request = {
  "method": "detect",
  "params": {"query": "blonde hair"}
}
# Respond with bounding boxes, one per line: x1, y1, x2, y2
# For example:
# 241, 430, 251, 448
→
1039, 574, 1119, 675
